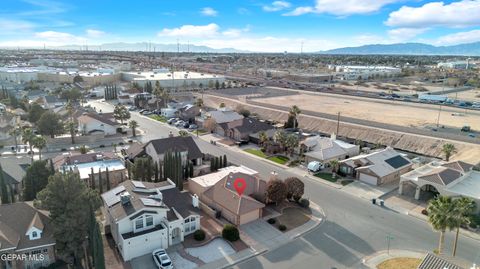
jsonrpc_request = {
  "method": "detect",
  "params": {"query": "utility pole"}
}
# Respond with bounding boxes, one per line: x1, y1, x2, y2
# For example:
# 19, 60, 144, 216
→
436, 104, 442, 128
336, 112, 340, 135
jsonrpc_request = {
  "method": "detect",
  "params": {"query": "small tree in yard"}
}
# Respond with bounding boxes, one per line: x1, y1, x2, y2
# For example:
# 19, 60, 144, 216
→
329, 159, 339, 174
113, 104, 130, 124
128, 120, 138, 137
285, 177, 304, 201
442, 143, 456, 161
203, 118, 217, 133
222, 224, 240, 242
265, 179, 288, 205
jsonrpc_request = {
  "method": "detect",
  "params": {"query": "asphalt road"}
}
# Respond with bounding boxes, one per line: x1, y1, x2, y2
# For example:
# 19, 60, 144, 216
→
89, 100, 480, 269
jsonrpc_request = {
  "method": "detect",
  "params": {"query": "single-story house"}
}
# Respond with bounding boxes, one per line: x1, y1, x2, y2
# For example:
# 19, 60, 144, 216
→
216, 118, 274, 142
196, 108, 244, 127
77, 112, 119, 136
102, 180, 201, 261
339, 148, 413, 185
40, 96, 67, 109
399, 161, 480, 211
0, 202, 57, 269
302, 134, 360, 163
56, 152, 127, 188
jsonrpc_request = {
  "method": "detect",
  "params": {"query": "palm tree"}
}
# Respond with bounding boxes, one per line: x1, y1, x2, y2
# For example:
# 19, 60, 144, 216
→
442, 143, 456, 161
65, 121, 76, 144
274, 130, 287, 150
289, 105, 301, 129
427, 196, 457, 254
195, 98, 204, 108
178, 130, 189, 137
153, 83, 163, 110
128, 120, 139, 137
452, 197, 476, 257
8, 127, 21, 151
329, 159, 339, 173
33, 136, 47, 160
22, 128, 35, 161
258, 131, 269, 148
285, 134, 299, 156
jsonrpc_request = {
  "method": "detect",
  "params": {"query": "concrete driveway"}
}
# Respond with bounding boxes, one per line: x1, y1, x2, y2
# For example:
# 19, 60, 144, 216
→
240, 219, 288, 251
130, 248, 197, 269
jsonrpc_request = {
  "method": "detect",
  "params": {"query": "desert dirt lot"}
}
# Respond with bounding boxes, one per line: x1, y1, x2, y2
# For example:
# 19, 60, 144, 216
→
447, 88, 480, 102
254, 93, 480, 130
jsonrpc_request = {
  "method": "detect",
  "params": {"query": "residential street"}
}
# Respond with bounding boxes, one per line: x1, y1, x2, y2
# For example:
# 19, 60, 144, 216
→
89, 100, 480, 269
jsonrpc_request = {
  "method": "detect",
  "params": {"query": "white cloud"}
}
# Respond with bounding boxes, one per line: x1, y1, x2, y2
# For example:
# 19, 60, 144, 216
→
387, 28, 429, 42
158, 24, 220, 38
263, 1, 291, 12
0, 19, 36, 33
34, 31, 86, 44
386, 0, 480, 28
434, 29, 480, 45
200, 7, 218, 17
86, 29, 105, 38
284, 0, 399, 16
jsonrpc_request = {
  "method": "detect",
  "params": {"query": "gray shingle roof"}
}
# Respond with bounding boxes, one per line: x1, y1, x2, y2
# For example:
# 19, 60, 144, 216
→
0, 202, 55, 251
148, 136, 203, 161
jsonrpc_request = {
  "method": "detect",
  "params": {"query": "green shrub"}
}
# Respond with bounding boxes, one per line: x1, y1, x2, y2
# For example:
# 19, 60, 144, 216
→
278, 224, 287, 231
194, 229, 206, 241
267, 218, 276, 224
298, 198, 310, 208
222, 224, 240, 242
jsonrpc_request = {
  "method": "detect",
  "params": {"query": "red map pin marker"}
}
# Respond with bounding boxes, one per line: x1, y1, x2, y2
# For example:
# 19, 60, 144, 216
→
233, 178, 247, 196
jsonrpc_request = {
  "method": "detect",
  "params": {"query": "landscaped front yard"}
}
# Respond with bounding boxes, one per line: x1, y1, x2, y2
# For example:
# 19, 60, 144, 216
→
377, 258, 422, 269
244, 149, 290, 165
244, 148, 267, 158
267, 155, 289, 165
149, 114, 167, 123
314, 172, 339, 182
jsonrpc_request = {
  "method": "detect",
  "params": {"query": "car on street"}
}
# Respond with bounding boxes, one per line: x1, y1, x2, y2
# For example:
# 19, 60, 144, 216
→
175, 120, 185, 127
188, 124, 198, 129
167, 118, 177, 124
152, 249, 173, 269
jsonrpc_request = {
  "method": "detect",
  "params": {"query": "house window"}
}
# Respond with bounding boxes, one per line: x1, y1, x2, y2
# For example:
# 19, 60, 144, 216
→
146, 215, 154, 227
135, 219, 143, 230
32, 231, 38, 239
184, 216, 197, 234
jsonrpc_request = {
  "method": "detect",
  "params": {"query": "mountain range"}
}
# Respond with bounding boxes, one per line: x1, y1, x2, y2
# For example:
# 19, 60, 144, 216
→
58, 42, 246, 53
319, 42, 480, 56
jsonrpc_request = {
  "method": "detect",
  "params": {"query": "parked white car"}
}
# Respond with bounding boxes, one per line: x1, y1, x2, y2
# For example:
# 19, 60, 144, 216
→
152, 249, 173, 269
307, 161, 324, 172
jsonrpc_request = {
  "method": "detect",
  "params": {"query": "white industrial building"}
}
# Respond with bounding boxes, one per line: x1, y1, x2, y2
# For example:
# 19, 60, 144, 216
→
331, 65, 402, 80
437, 60, 475, 70
122, 70, 225, 89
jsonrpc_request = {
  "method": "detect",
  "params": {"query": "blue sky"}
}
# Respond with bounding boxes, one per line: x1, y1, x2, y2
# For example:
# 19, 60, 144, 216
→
1, 0, 480, 52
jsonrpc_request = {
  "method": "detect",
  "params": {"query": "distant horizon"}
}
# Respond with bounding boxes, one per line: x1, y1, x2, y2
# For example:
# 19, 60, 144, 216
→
2, 40, 480, 56
2, 0, 480, 53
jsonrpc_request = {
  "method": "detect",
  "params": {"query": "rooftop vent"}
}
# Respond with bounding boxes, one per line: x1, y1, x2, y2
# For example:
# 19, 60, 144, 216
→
120, 192, 131, 205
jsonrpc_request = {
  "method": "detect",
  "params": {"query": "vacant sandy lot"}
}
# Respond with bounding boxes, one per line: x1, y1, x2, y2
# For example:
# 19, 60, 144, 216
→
447, 88, 480, 102
254, 93, 480, 130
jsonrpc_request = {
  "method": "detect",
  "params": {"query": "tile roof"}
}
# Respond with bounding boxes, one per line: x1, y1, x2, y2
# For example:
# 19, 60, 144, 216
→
442, 161, 473, 173
0, 202, 55, 251
350, 148, 412, 178
206, 110, 243, 124
419, 167, 463, 186
203, 172, 265, 216
77, 112, 119, 126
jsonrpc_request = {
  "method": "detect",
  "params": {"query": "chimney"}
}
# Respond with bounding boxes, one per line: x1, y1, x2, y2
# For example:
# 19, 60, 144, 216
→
192, 194, 199, 208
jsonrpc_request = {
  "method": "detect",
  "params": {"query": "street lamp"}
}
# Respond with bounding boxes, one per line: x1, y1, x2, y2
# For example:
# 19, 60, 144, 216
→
386, 234, 394, 255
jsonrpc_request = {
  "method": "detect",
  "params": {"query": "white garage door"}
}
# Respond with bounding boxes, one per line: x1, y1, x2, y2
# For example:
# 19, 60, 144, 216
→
359, 173, 378, 185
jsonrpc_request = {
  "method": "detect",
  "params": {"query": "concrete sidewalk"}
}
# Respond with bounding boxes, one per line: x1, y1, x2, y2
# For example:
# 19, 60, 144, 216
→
363, 249, 425, 268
